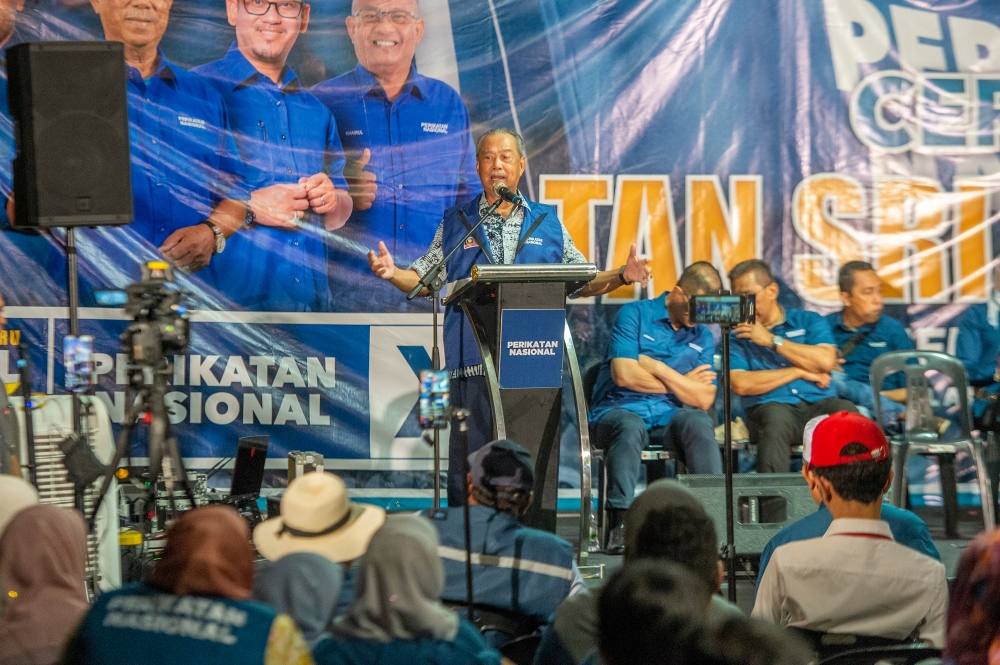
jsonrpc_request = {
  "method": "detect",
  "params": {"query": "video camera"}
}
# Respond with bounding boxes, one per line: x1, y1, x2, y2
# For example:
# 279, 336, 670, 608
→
98, 261, 191, 367
689, 293, 755, 326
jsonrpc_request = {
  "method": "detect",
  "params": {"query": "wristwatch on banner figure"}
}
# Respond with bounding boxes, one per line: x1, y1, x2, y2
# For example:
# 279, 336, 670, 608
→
242, 200, 256, 230
199, 220, 226, 254
771, 335, 785, 350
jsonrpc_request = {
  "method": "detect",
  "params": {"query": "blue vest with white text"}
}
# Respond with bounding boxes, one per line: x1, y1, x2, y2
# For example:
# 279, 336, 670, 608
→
429, 505, 575, 622
66, 583, 275, 665
442, 197, 564, 371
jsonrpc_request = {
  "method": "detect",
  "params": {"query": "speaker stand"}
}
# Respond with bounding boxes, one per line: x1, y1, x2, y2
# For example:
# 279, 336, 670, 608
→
64, 226, 85, 513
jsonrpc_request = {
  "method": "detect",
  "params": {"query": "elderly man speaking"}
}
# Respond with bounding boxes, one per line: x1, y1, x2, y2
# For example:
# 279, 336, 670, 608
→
369, 127, 651, 506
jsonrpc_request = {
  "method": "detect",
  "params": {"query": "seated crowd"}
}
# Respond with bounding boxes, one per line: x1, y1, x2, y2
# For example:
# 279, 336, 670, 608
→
3, 258, 1000, 664
1, 410, 997, 665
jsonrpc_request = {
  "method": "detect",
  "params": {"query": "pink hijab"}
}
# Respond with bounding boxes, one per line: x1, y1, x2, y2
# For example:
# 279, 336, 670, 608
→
0, 504, 90, 665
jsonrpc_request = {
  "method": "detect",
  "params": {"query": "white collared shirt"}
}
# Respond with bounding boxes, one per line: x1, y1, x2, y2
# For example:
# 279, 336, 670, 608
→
751, 518, 947, 646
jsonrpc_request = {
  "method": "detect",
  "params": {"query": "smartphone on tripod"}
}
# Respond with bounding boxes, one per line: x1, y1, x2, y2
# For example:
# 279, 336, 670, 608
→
64, 335, 95, 393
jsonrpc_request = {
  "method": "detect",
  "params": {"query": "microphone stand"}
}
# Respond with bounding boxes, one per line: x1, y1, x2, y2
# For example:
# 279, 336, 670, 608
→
17, 341, 36, 486
407, 196, 501, 509
719, 307, 736, 603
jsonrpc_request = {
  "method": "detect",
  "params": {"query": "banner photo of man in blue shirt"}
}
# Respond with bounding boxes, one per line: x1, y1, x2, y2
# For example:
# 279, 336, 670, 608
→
193, 0, 353, 312
79, 0, 248, 307
312, 0, 479, 312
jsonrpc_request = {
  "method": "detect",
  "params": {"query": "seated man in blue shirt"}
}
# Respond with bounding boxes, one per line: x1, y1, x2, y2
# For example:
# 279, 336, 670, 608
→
192, 0, 352, 312
729, 259, 857, 472
754, 429, 939, 602
312, 0, 479, 312
588, 262, 724, 554
826, 261, 912, 427
86, 0, 247, 303
426, 439, 582, 647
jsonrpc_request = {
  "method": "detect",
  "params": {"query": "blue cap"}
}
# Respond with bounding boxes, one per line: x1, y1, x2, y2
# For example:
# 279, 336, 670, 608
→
469, 439, 534, 500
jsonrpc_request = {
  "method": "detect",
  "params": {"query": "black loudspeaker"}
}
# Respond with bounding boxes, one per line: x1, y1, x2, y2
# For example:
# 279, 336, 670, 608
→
676, 473, 816, 556
7, 41, 132, 228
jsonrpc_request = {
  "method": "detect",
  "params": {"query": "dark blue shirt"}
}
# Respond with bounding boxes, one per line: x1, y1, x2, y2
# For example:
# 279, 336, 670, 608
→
312, 64, 478, 312
753, 503, 940, 602
952, 302, 1000, 385
314, 620, 501, 665
125, 54, 246, 248
825, 312, 913, 390
192, 44, 348, 312
590, 293, 716, 428
729, 308, 837, 409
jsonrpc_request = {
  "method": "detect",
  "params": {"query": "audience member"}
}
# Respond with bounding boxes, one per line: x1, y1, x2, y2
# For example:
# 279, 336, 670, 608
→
754, 435, 939, 601
588, 262, 725, 552
254, 471, 386, 615
426, 439, 580, 635
315, 515, 503, 665
0, 474, 37, 540
752, 412, 947, 645
687, 616, 813, 665
254, 553, 345, 651
826, 261, 912, 426
62, 505, 314, 665
0, 505, 89, 665
533, 480, 740, 665
597, 560, 708, 665
945, 528, 1000, 664
729, 259, 857, 472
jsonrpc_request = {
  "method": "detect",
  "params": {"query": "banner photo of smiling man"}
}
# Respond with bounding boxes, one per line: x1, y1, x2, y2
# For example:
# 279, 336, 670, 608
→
312, 0, 480, 313
79, 0, 248, 306
193, 0, 353, 312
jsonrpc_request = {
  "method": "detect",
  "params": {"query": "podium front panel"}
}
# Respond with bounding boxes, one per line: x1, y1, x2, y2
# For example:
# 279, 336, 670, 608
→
498, 308, 564, 389
458, 279, 571, 532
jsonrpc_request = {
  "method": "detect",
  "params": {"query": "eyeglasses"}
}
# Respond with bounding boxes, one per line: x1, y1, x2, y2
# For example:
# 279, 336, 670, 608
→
353, 9, 418, 24
243, 0, 304, 19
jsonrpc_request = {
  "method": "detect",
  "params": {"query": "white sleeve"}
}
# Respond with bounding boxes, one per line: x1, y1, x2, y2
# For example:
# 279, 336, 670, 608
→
751, 554, 784, 624
919, 571, 949, 648
568, 560, 588, 596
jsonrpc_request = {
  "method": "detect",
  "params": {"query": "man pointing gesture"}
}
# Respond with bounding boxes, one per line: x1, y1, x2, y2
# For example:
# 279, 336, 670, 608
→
370, 128, 650, 506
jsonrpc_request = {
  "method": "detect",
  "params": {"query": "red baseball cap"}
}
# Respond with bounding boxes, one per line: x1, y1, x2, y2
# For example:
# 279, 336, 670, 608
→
802, 411, 890, 469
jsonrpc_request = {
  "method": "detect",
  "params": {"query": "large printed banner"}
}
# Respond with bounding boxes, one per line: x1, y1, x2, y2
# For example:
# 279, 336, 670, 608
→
0, 0, 997, 470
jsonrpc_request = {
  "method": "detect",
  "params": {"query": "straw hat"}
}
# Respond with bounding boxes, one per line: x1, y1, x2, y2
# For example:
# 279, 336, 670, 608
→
253, 472, 385, 563
0, 475, 39, 541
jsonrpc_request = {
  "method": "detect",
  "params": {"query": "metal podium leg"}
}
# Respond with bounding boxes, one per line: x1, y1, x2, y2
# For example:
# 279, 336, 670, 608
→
564, 323, 597, 572
459, 301, 506, 439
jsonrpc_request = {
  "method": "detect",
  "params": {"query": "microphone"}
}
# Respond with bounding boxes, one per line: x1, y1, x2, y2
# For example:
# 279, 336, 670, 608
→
492, 182, 524, 205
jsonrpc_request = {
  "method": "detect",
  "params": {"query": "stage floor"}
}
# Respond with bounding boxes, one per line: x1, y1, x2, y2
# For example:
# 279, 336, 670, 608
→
555, 505, 984, 615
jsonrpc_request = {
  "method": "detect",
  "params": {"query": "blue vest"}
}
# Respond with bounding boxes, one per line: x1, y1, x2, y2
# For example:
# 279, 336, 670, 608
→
430, 505, 575, 622
68, 583, 275, 665
442, 197, 564, 371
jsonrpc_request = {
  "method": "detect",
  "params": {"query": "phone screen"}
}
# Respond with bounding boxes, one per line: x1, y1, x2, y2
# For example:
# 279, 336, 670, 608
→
418, 370, 450, 430
64, 335, 95, 393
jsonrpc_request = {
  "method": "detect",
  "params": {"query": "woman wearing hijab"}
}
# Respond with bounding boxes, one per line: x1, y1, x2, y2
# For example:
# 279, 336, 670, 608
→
313, 515, 503, 665
61, 505, 315, 665
945, 528, 1000, 664
0, 504, 89, 665
254, 553, 344, 650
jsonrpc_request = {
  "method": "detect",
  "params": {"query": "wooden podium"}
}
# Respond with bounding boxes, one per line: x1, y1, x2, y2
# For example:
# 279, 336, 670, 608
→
446, 263, 598, 534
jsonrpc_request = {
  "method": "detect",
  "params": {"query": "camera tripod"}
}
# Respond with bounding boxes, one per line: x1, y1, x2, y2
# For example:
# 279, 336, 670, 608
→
89, 359, 194, 531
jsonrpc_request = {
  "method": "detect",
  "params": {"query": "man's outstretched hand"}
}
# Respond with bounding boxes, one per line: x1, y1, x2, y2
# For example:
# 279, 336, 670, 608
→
368, 241, 395, 281
622, 244, 652, 286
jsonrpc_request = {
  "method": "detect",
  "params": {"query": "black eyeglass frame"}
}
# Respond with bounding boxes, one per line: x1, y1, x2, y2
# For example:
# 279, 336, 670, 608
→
243, 0, 305, 19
